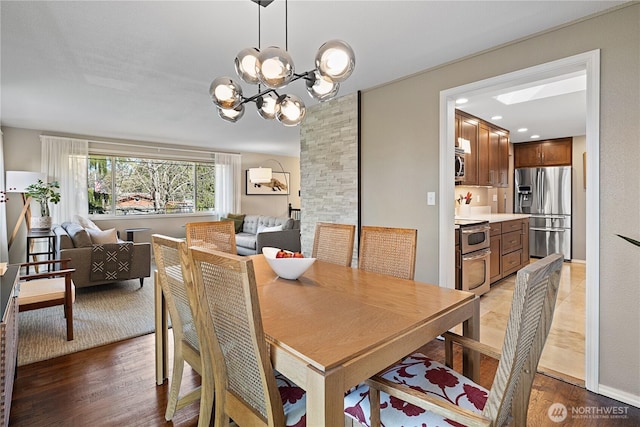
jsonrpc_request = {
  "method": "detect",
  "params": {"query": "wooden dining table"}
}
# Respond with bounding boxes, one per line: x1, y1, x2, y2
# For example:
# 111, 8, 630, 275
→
155, 255, 480, 426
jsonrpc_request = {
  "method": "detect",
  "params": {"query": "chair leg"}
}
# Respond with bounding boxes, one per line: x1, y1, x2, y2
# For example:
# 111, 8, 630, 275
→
65, 296, 74, 341
198, 368, 215, 427
139, 277, 144, 287
165, 344, 185, 421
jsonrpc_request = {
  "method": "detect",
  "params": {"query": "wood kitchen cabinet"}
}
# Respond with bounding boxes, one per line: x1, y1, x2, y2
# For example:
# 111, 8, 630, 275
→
489, 223, 502, 283
457, 112, 479, 186
456, 110, 509, 188
489, 218, 530, 285
498, 132, 510, 187
513, 137, 572, 168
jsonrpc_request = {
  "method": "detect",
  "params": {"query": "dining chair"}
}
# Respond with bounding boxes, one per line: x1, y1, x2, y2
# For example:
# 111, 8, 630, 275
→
185, 220, 237, 254
18, 258, 75, 341
184, 246, 359, 426
358, 226, 417, 280
312, 222, 356, 266
344, 253, 564, 427
152, 234, 212, 426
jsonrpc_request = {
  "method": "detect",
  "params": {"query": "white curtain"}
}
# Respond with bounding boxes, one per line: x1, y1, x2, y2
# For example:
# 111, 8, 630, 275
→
214, 153, 242, 217
40, 136, 89, 224
0, 130, 8, 262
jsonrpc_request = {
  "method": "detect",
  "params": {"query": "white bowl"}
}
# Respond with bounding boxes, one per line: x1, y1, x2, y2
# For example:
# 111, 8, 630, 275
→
261, 247, 316, 280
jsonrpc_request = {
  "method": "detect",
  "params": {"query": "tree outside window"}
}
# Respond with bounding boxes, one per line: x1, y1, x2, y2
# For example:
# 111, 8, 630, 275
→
88, 155, 215, 215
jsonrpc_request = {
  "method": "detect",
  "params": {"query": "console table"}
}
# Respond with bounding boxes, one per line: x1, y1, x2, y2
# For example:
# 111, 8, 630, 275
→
0, 265, 19, 427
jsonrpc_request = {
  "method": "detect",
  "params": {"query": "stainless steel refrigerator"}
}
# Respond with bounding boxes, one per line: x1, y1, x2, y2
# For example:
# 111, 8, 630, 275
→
514, 166, 572, 260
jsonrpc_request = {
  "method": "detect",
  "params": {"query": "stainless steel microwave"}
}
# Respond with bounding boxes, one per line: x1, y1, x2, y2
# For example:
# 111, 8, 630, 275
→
455, 147, 465, 183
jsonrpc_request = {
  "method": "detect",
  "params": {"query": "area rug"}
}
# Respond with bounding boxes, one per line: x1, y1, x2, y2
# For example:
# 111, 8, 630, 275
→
17, 277, 155, 366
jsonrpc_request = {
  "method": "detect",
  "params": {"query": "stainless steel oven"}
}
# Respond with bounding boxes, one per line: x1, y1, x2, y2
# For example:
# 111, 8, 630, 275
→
456, 220, 491, 296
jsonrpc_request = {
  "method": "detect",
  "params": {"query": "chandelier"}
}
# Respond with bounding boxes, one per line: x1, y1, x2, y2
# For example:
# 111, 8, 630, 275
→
209, 0, 355, 127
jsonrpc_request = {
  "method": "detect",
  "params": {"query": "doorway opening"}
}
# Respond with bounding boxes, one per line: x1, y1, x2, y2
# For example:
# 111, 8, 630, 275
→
439, 50, 600, 391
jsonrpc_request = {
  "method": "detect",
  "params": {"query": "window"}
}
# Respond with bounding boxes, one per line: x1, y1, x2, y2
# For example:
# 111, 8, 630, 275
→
88, 155, 215, 215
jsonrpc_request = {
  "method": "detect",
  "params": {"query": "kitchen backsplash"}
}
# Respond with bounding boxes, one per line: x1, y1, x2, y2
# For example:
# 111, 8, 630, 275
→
454, 186, 509, 214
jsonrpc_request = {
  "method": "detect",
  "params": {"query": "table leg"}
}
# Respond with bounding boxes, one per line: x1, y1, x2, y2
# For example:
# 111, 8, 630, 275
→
305, 366, 344, 427
462, 296, 480, 381
154, 270, 168, 385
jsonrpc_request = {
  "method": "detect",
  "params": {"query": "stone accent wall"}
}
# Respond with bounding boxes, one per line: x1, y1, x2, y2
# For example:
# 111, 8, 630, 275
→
299, 92, 359, 264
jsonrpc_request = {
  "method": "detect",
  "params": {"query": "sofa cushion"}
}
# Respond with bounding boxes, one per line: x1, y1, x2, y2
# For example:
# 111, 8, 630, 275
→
62, 222, 93, 248
235, 232, 257, 250
87, 228, 118, 244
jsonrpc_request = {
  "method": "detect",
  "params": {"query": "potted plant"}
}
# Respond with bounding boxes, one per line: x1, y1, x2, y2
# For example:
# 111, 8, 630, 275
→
25, 179, 61, 230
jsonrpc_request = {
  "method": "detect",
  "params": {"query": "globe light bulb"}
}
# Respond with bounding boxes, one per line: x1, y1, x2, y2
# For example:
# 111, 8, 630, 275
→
235, 48, 260, 84
209, 77, 243, 109
306, 70, 340, 101
256, 46, 294, 89
315, 40, 355, 83
256, 92, 278, 120
218, 104, 245, 123
275, 94, 306, 126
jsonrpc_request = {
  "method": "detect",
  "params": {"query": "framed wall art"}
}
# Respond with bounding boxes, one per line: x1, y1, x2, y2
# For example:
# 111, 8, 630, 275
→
245, 170, 290, 195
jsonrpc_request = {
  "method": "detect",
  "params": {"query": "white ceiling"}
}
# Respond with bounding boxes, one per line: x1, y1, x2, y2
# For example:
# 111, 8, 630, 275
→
1, 1, 626, 156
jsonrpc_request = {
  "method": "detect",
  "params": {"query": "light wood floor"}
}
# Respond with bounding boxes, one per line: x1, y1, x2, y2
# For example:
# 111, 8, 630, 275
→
454, 259, 586, 385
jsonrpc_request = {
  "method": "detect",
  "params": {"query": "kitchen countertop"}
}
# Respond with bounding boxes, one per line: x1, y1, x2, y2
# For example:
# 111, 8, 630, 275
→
455, 213, 530, 223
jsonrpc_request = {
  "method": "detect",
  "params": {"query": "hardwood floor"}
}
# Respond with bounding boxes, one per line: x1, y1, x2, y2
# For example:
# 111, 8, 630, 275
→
11, 331, 639, 426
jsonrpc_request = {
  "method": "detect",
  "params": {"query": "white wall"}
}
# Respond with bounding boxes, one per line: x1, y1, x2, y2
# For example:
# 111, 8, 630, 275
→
360, 4, 639, 402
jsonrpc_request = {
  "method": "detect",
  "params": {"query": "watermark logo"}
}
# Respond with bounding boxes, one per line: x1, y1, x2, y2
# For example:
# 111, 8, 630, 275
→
548, 402, 568, 423
548, 402, 630, 422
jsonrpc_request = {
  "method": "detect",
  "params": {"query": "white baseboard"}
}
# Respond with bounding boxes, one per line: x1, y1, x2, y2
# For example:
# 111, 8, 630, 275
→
598, 384, 640, 408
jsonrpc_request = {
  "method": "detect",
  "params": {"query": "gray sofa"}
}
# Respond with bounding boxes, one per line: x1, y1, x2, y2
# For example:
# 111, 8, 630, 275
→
52, 223, 151, 288
234, 215, 301, 256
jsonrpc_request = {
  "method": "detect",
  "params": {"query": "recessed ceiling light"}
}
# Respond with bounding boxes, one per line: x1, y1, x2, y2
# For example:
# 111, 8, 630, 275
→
518, 128, 528, 132
455, 98, 468, 104
530, 134, 540, 139
491, 115, 502, 120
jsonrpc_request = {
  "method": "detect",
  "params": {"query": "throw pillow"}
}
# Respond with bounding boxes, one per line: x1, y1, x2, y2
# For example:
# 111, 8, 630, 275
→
227, 213, 245, 221
257, 224, 283, 234
86, 227, 118, 244
227, 213, 246, 233
221, 217, 243, 233
64, 222, 93, 247
73, 214, 101, 231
